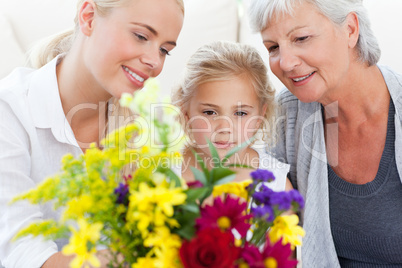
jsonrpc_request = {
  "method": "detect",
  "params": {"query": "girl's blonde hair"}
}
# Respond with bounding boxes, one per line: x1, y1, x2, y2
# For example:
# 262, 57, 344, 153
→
172, 40, 276, 144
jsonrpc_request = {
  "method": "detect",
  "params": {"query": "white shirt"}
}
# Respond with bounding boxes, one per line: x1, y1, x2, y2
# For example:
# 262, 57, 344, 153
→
0, 56, 82, 268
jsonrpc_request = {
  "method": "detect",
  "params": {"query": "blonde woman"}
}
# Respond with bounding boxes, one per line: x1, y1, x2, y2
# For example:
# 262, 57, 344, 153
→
172, 41, 293, 192
0, 0, 184, 267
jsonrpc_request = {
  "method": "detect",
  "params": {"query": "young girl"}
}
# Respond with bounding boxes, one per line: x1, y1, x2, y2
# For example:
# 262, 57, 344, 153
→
172, 41, 293, 192
0, 0, 184, 267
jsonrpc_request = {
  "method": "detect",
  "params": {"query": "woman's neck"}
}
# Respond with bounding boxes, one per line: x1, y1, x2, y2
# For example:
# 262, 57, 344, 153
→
56, 45, 111, 150
322, 63, 389, 127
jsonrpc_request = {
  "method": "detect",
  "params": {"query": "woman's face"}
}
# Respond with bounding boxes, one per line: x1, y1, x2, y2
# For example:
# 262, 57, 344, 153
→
82, 0, 184, 99
185, 75, 265, 160
261, 1, 356, 104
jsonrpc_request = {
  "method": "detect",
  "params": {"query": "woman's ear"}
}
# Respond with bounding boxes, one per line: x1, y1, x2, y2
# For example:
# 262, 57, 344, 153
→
78, 0, 96, 36
345, 12, 359, 49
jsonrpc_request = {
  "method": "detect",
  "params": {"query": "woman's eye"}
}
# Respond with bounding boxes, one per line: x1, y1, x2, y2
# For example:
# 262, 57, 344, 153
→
296, 36, 309, 42
234, 111, 247, 117
134, 33, 147, 41
160, 47, 170, 56
267, 45, 279, 54
203, 111, 216, 116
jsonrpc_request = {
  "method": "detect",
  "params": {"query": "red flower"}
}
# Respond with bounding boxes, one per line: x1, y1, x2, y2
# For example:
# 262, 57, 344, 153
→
238, 238, 297, 268
180, 228, 240, 268
196, 195, 252, 237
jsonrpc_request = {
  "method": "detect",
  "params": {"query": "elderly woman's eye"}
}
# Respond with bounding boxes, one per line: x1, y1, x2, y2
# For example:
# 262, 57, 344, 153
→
296, 36, 309, 42
268, 45, 279, 53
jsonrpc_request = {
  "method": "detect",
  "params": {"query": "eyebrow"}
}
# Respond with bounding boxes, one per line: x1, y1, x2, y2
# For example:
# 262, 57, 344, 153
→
131, 22, 177, 46
263, 25, 308, 43
200, 103, 254, 109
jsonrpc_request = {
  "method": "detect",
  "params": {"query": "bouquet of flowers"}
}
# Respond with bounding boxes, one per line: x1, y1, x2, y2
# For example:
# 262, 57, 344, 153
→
12, 80, 305, 268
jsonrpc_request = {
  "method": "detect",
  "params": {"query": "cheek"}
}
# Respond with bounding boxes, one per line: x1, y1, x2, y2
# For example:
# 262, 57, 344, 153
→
188, 117, 212, 142
241, 117, 261, 139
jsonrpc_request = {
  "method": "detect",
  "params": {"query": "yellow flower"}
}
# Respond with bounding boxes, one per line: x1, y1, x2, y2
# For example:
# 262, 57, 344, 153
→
269, 215, 305, 250
132, 256, 156, 268
212, 179, 252, 200
63, 195, 95, 221
62, 219, 103, 268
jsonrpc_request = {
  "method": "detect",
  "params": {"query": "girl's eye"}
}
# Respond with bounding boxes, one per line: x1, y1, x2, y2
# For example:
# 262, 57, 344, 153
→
160, 47, 170, 56
234, 111, 247, 117
134, 33, 147, 41
203, 110, 216, 116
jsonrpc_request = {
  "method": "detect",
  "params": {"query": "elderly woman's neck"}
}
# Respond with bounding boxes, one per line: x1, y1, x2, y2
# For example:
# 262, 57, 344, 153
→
322, 63, 389, 125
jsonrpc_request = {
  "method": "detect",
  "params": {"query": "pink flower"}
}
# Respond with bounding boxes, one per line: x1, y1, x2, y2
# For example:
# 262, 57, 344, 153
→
239, 238, 298, 268
196, 195, 251, 237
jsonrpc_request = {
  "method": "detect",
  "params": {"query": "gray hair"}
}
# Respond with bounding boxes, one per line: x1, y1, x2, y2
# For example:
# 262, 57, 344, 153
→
248, 0, 380, 66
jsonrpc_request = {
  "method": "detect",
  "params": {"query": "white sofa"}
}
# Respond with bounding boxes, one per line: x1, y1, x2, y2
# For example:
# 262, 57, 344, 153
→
0, 0, 401, 97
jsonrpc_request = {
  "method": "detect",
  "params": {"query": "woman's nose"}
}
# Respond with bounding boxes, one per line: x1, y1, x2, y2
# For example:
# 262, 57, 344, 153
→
140, 46, 162, 73
279, 47, 301, 72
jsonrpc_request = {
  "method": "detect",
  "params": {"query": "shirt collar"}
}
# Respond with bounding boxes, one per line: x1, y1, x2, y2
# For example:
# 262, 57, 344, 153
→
27, 55, 79, 148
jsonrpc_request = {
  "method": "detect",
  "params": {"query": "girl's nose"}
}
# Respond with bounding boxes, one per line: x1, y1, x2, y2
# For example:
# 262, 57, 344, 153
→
214, 116, 232, 134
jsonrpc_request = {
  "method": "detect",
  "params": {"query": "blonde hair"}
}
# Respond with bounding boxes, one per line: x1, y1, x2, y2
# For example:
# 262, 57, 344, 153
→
28, 0, 184, 69
27, 0, 185, 164
172, 41, 276, 144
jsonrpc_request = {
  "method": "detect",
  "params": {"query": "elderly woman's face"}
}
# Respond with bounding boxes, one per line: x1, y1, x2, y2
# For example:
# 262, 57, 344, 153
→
261, 1, 355, 104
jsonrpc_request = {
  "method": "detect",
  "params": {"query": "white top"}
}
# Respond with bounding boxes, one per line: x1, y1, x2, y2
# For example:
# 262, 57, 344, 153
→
173, 145, 290, 192
0, 57, 81, 268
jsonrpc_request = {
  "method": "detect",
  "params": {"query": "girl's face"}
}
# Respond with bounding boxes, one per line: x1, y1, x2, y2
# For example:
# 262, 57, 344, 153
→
81, 0, 183, 99
185, 75, 266, 160
260, 1, 357, 104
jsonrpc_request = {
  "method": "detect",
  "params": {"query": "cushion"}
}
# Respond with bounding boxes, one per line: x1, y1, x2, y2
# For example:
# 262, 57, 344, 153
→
0, 14, 26, 79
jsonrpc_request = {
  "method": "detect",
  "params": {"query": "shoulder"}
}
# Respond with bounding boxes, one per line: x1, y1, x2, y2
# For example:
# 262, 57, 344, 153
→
275, 88, 321, 117
0, 67, 35, 102
252, 146, 290, 175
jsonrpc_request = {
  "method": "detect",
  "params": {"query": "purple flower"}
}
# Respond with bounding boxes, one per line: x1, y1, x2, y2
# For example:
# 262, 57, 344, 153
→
288, 190, 305, 209
114, 182, 129, 205
270, 191, 292, 210
250, 206, 274, 222
250, 169, 275, 183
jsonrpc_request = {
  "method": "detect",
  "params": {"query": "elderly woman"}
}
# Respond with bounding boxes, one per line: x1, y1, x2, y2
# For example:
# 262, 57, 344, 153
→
249, 0, 402, 267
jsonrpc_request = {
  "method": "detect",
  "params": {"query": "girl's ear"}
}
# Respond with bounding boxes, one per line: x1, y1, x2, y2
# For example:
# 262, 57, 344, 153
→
78, 0, 96, 36
257, 104, 268, 128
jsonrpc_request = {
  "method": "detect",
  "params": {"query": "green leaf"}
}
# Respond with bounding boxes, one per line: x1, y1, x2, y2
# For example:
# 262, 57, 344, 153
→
210, 167, 236, 184
175, 224, 196, 240
225, 163, 252, 169
191, 149, 208, 173
164, 168, 182, 187
180, 203, 200, 214
214, 174, 236, 186
190, 166, 208, 186
221, 137, 255, 166
207, 139, 221, 167
185, 187, 210, 202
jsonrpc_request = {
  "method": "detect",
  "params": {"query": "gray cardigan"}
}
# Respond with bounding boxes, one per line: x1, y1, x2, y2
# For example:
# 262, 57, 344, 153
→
271, 65, 402, 267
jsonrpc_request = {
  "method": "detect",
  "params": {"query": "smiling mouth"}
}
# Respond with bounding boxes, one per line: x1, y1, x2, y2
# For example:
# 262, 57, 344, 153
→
123, 66, 145, 83
213, 141, 234, 149
292, 71, 315, 82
